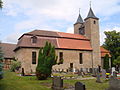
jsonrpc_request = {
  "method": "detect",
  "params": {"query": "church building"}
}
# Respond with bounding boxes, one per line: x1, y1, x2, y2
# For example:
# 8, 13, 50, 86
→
13, 7, 110, 74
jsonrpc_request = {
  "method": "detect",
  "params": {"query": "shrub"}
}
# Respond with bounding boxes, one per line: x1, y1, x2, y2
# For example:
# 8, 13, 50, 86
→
103, 54, 109, 71
36, 42, 57, 80
113, 56, 120, 71
10, 60, 21, 72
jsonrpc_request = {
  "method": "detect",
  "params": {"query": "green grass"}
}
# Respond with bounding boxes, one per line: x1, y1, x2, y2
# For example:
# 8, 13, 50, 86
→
0, 71, 109, 90
0, 71, 51, 90
64, 79, 109, 90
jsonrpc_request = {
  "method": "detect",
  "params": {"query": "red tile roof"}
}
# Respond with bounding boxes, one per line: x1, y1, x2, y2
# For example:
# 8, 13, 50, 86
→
17, 35, 58, 48
57, 38, 92, 50
100, 47, 111, 57
57, 32, 89, 40
0, 43, 16, 58
15, 30, 92, 51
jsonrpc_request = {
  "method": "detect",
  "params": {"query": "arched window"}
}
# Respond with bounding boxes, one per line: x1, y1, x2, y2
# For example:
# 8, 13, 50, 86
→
94, 20, 96, 24
79, 27, 85, 35
31, 36, 37, 43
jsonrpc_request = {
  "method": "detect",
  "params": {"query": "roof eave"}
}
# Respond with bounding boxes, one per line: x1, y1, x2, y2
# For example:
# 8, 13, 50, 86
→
14, 46, 93, 51
84, 17, 99, 21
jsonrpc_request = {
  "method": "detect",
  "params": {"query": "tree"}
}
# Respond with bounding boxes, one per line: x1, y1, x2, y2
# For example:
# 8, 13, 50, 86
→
103, 54, 109, 71
0, 0, 3, 8
10, 59, 21, 72
36, 42, 57, 80
0, 43, 4, 79
0, 0, 3, 79
113, 56, 120, 71
103, 30, 120, 66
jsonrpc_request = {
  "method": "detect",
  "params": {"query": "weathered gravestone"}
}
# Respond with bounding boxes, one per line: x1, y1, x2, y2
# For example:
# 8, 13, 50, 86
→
96, 69, 102, 83
96, 73, 102, 83
93, 68, 97, 76
111, 67, 115, 76
75, 82, 86, 90
52, 76, 64, 90
107, 76, 120, 90
89, 68, 92, 73
102, 69, 106, 79
113, 71, 117, 78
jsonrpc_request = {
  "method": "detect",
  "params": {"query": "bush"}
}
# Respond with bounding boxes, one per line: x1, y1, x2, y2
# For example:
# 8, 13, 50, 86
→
113, 56, 120, 71
10, 60, 21, 72
0, 63, 3, 79
36, 42, 57, 80
103, 54, 109, 71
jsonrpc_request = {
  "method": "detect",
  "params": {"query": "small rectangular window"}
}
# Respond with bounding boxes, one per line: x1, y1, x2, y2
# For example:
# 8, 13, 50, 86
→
59, 52, 63, 64
32, 52, 36, 64
79, 53, 83, 64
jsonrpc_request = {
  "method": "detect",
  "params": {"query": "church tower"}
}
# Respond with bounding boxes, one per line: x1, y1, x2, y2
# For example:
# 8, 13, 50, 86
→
84, 7, 101, 68
74, 12, 85, 35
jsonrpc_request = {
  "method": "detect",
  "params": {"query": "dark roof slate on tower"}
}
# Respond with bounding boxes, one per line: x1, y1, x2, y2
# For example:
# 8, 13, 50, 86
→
85, 7, 98, 20
75, 14, 83, 24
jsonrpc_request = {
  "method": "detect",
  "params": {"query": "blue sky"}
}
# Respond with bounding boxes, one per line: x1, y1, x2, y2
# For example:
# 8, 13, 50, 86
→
0, 0, 120, 45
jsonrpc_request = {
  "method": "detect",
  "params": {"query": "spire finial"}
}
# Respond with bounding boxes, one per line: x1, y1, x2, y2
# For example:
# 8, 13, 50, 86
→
79, 8, 80, 14
90, 0, 91, 8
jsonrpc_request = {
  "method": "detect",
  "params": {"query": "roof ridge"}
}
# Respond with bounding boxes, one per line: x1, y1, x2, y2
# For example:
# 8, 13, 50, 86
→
20, 30, 90, 41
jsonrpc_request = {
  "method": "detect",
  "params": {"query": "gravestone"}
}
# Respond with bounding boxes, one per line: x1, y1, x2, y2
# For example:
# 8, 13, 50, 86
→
86, 68, 88, 73
78, 70, 81, 76
93, 68, 97, 76
75, 82, 86, 90
113, 71, 117, 78
107, 76, 120, 90
73, 68, 76, 73
89, 68, 92, 73
52, 76, 64, 90
96, 73, 102, 83
111, 67, 115, 75
102, 69, 106, 79
80, 68, 83, 72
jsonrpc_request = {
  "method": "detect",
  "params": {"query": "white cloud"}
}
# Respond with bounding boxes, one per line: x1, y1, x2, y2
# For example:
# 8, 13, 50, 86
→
2, 0, 120, 43
66, 27, 74, 33
4, 32, 22, 44
3, 0, 120, 19
14, 19, 42, 31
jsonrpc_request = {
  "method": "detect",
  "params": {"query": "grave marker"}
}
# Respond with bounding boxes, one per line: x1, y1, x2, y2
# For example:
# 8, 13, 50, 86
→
75, 82, 86, 90
52, 76, 64, 90
102, 69, 106, 79
96, 73, 102, 83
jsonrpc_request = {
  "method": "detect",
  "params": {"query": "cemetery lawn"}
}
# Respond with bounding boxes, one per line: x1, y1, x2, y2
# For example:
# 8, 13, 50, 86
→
0, 71, 51, 90
0, 71, 109, 90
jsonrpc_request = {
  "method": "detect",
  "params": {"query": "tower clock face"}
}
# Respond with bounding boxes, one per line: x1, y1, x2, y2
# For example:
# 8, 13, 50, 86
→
79, 28, 85, 35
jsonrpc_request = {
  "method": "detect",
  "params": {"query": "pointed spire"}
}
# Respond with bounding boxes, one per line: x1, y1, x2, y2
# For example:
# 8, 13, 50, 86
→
85, 1, 98, 20
86, 7, 98, 19
75, 9, 83, 24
